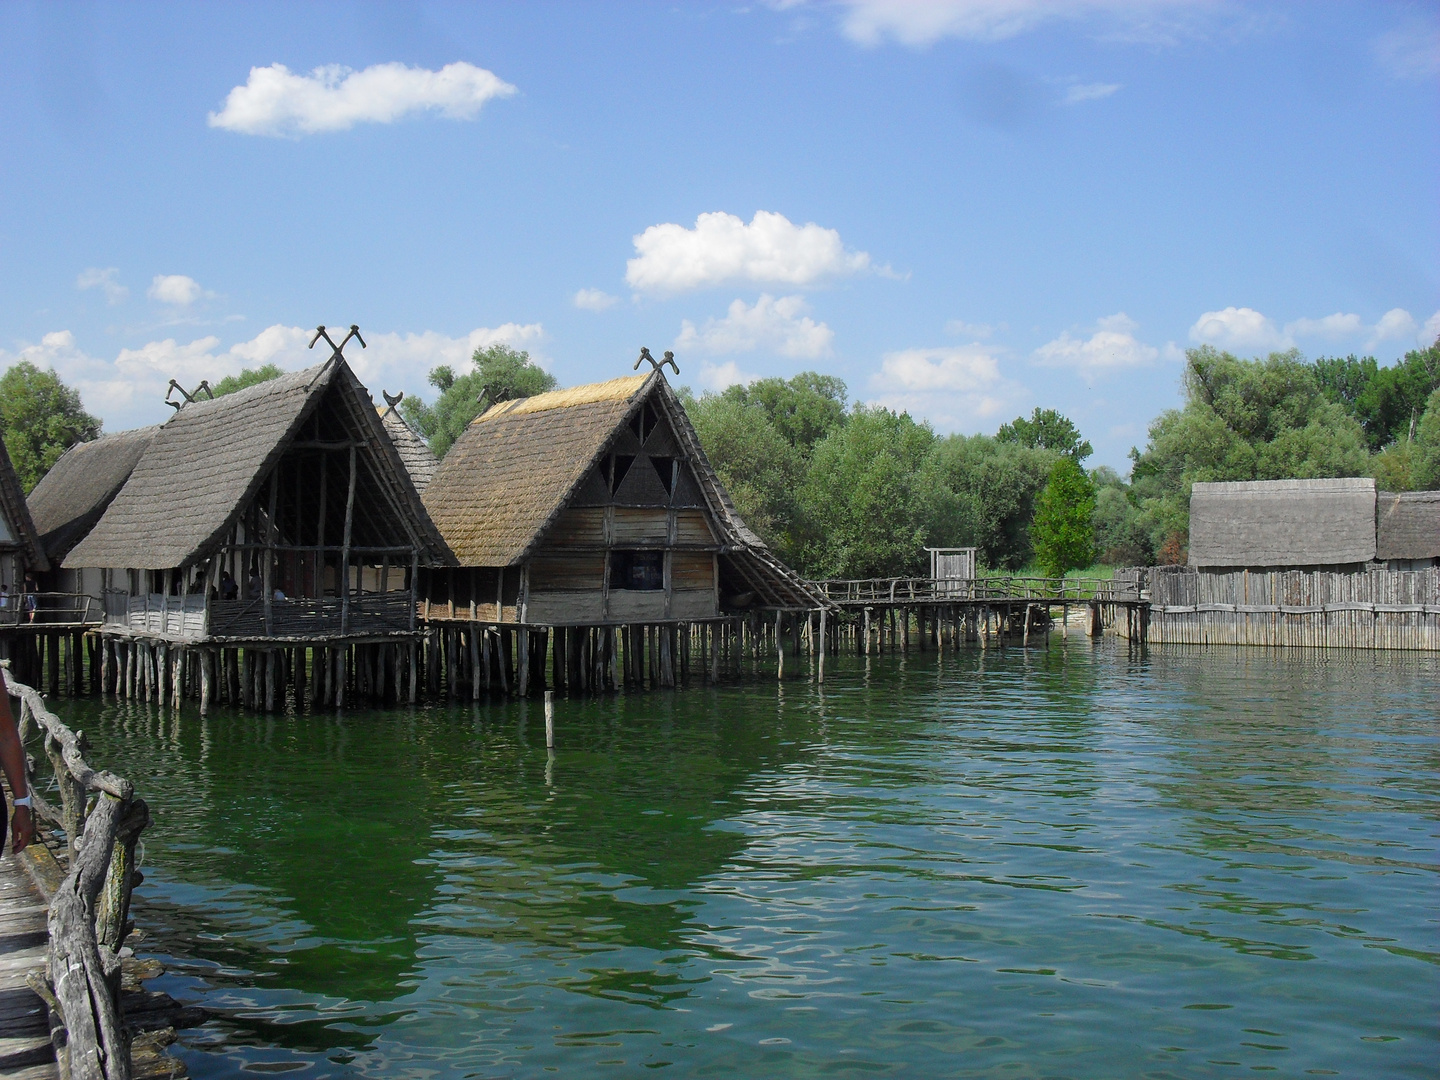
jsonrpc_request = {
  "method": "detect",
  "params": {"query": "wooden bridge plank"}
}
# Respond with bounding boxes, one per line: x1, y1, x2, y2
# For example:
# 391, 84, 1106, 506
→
0, 852, 57, 1080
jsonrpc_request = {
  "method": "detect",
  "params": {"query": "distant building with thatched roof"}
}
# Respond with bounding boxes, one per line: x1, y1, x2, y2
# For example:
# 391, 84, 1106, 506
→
1132, 476, 1439, 650
418, 369, 825, 692
56, 355, 452, 709
0, 437, 47, 599
378, 404, 438, 493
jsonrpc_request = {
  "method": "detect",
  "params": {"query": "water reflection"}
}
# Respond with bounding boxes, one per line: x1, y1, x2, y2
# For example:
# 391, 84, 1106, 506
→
65, 641, 1440, 1078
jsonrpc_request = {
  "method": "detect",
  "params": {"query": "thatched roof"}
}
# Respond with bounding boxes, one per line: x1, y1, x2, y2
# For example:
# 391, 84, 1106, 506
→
378, 406, 438, 493
1189, 478, 1376, 568
0, 437, 47, 571
65, 359, 451, 571
423, 371, 824, 609
27, 425, 158, 564
1376, 490, 1440, 560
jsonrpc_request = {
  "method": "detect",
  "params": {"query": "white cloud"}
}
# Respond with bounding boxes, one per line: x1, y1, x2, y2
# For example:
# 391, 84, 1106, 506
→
695, 360, 761, 391
869, 342, 1026, 429
1283, 312, 1363, 340
208, 61, 516, 137
1034, 312, 1159, 373
572, 288, 619, 312
0, 321, 545, 433
1064, 81, 1121, 104
1368, 307, 1418, 347
626, 210, 871, 295
1189, 306, 1289, 352
1373, 22, 1440, 81
76, 267, 128, 305
832, 0, 1206, 47
675, 294, 834, 359
1423, 311, 1440, 345
148, 274, 204, 306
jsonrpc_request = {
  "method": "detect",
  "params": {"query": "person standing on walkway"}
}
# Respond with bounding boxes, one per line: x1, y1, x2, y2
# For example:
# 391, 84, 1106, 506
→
0, 675, 34, 854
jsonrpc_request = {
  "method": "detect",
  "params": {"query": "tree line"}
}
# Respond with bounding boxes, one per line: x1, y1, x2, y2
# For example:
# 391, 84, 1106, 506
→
4, 337, 1437, 579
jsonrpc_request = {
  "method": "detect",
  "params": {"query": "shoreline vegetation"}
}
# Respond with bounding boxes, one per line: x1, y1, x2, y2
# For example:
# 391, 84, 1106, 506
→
4, 339, 1438, 581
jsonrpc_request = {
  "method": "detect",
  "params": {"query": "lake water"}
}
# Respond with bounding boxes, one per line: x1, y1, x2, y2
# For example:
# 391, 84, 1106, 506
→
69, 638, 1437, 1078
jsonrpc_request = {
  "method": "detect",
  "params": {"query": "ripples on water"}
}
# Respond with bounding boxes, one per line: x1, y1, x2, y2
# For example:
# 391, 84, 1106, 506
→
70, 640, 1437, 1078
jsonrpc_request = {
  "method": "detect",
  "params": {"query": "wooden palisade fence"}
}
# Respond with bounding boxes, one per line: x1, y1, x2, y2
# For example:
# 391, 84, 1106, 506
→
3, 664, 151, 1080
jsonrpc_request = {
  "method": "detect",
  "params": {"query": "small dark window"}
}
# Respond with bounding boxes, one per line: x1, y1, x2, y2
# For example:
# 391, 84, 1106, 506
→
609, 550, 664, 591
650, 455, 675, 494
629, 403, 659, 442
605, 454, 634, 493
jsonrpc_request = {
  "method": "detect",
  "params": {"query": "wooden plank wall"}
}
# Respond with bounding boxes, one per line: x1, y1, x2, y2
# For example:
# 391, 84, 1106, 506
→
1132, 566, 1440, 649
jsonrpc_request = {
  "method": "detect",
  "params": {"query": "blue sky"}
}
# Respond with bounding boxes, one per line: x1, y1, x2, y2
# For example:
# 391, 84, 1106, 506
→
1, 1, 1436, 470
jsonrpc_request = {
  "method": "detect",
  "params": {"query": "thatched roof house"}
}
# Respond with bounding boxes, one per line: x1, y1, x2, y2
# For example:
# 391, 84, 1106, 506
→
1376, 490, 1440, 563
1189, 478, 1377, 568
27, 425, 158, 567
421, 370, 823, 624
0, 438, 47, 586
65, 357, 451, 643
378, 406, 438, 493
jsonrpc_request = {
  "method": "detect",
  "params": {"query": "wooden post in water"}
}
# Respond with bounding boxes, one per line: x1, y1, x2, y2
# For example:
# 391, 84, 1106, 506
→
544, 689, 554, 749
818, 607, 827, 684
776, 610, 784, 680
199, 648, 212, 714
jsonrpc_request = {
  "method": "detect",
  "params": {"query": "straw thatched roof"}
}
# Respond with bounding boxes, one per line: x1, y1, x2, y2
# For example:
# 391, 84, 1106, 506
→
27, 425, 158, 564
1189, 477, 1376, 568
65, 359, 451, 571
423, 371, 824, 609
378, 406, 438, 493
1376, 490, 1440, 560
0, 438, 47, 571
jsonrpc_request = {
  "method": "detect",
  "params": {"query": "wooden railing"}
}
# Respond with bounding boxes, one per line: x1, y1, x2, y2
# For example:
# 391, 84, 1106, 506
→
815, 576, 1128, 604
0, 593, 105, 629
4, 665, 149, 1080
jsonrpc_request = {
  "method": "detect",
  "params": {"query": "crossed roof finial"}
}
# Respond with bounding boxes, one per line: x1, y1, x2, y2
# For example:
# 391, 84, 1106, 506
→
165, 378, 214, 410
309, 324, 366, 362
634, 347, 680, 375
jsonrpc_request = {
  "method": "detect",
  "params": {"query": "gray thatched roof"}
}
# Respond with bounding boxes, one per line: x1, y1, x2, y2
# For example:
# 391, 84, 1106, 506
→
378, 406, 438, 493
1189, 477, 1376, 568
422, 371, 825, 609
65, 359, 451, 571
1376, 490, 1440, 560
0, 437, 47, 571
27, 425, 158, 563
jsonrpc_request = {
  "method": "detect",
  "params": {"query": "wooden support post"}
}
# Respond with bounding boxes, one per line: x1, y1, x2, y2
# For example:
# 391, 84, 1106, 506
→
818, 608, 827, 684
199, 648, 212, 715
471, 623, 482, 701
776, 610, 784, 680
340, 444, 357, 636
544, 689, 554, 749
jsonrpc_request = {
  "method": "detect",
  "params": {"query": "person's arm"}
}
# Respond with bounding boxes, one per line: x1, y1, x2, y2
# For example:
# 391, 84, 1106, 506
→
0, 678, 34, 853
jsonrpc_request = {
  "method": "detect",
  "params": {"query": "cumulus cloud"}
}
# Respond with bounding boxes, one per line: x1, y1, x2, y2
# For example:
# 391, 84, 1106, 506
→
832, 0, 1207, 47
626, 211, 871, 295
148, 274, 204, 306
1283, 312, 1363, 340
1064, 81, 1121, 104
869, 342, 1026, 429
572, 288, 619, 312
76, 267, 128, 305
208, 61, 516, 137
676, 294, 834, 359
1373, 21, 1440, 81
0, 321, 544, 432
695, 360, 762, 391
1189, 306, 1289, 352
1423, 311, 1440, 345
1034, 312, 1160, 373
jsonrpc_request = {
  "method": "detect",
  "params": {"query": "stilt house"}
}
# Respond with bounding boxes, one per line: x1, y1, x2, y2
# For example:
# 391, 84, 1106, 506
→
378, 404, 438, 493
1135, 477, 1439, 649
0, 438, 47, 620
62, 357, 452, 646
419, 370, 822, 627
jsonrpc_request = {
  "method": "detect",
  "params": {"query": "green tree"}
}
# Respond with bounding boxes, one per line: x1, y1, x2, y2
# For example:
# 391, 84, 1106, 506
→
1090, 466, 1151, 566
0, 361, 101, 492
718, 372, 848, 457
1315, 342, 1440, 450
1031, 457, 1096, 578
212, 362, 284, 397
996, 407, 1093, 461
685, 393, 805, 554
929, 435, 1057, 570
401, 344, 557, 458
799, 406, 944, 578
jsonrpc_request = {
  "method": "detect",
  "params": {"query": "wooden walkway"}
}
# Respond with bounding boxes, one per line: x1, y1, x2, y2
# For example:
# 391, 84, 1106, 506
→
0, 852, 56, 1079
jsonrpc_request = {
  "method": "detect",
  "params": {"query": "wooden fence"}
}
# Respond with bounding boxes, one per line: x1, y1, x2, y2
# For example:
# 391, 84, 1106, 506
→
1127, 565, 1440, 650
817, 576, 1122, 604
4, 666, 150, 1080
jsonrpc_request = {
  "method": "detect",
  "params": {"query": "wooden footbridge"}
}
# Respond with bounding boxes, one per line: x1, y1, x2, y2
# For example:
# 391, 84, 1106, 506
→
0, 666, 196, 1080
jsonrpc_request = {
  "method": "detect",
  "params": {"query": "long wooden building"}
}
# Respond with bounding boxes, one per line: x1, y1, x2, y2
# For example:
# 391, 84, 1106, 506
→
0, 438, 49, 675
418, 369, 825, 693
1132, 478, 1439, 649
61, 355, 452, 708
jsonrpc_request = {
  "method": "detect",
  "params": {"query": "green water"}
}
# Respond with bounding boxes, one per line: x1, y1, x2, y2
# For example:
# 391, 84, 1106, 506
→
64, 640, 1437, 1078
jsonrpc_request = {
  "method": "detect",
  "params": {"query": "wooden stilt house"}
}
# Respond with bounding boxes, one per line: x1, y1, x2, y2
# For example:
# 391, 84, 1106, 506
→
60, 357, 453, 709
1132, 478, 1440, 649
418, 370, 825, 693
0, 438, 48, 643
